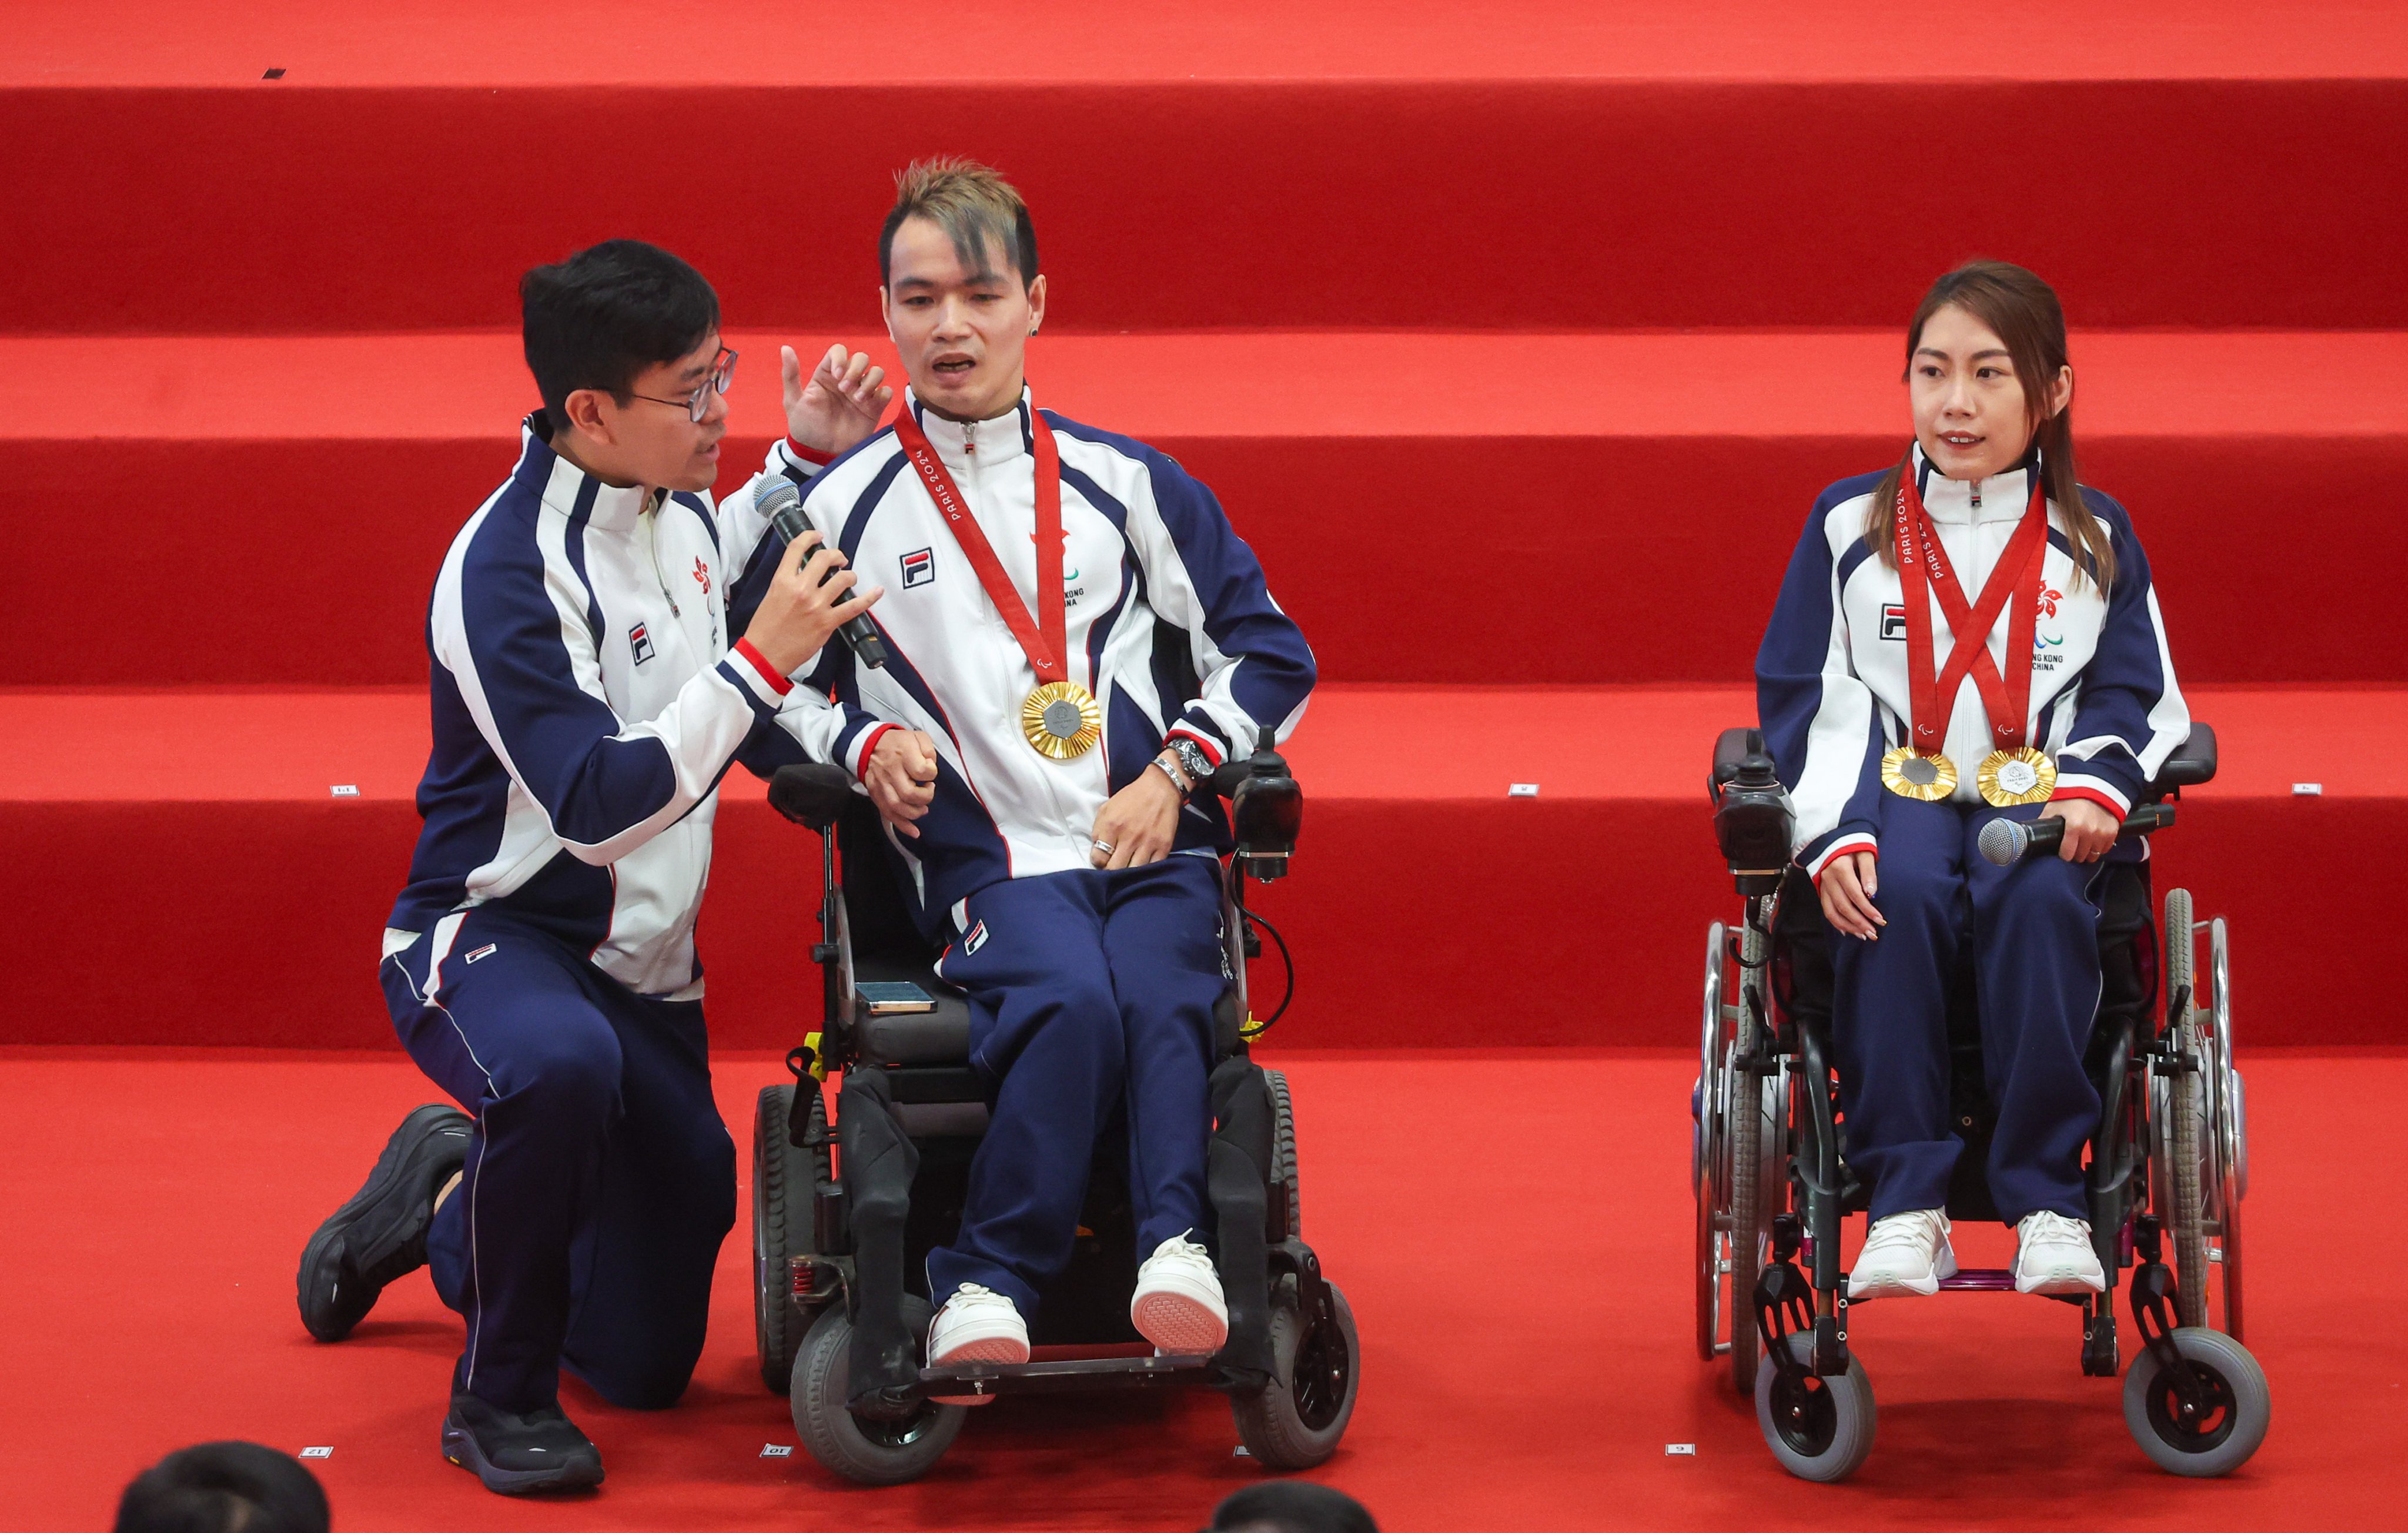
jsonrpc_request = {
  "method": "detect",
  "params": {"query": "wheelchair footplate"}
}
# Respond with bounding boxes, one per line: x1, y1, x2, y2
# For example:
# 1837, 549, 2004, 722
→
918, 1345, 1216, 1404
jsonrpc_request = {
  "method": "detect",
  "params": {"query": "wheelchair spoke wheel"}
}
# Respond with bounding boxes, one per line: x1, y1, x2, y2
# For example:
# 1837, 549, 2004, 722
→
1754, 1334, 1877, 1483
2123, 1326, 2269, 1477
2208, 916, 2248, 1341
2161, 890, 2212, 1330
1695, 923, 1730, 1364
1727, 908, 1775, 1395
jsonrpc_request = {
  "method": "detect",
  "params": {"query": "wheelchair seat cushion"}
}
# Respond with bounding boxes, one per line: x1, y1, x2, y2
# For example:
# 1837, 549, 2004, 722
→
853, 958, 975, 1066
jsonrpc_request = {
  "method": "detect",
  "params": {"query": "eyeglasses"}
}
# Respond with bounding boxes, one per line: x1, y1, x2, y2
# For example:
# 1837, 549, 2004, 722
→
631, 346, 738, 423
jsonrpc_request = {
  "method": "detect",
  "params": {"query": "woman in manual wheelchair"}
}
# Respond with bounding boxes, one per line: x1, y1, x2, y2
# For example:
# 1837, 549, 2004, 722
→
1693, 259, 2264, 1481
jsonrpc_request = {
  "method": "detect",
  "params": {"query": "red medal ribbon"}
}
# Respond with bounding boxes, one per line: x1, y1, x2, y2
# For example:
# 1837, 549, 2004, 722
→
1892, 465, 2050, 757
891, 400, 1068, 685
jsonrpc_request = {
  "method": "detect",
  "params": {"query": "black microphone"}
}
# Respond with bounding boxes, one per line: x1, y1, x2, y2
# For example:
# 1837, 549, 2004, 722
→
757, 479, 888, 670
1978, 802, 2175, 866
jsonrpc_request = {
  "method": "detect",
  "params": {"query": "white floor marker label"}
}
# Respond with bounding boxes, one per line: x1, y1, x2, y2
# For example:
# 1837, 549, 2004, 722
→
1665, 1443, 1696, 1457
299, 1447, 333, 1459
760, 1444, 794, 1458
1509, 783, 1540, 797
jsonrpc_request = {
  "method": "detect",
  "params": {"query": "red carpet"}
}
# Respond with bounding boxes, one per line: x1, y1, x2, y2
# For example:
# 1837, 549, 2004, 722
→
4, 1046, 2399, 1531
4, 685, 2400, 1050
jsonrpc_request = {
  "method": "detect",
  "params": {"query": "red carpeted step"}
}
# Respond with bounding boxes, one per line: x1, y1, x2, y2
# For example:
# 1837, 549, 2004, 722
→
3, 684, 2396, 1051
9, 330, 2405, 688
5, 3, 2406, 333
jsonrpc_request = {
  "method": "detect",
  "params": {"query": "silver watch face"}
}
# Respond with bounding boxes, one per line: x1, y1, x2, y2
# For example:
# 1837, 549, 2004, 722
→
1173, 739, 1213, 784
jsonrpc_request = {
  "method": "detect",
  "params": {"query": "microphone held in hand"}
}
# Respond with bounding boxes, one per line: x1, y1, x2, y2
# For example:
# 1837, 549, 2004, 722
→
1978, 802, 2175, 866
757, 479, 889, 670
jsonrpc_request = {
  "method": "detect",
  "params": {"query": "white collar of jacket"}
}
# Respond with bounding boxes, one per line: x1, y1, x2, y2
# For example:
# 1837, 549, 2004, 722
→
1909, 441, 2042, 528
905, 387, 1035, 471
519, 411, 665, 533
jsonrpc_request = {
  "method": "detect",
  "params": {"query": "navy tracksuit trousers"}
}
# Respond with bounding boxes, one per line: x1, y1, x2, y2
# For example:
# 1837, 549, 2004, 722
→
925, 855, 1225, 1317
380, 912, 736, 1414
1832, 795, 2109, 1225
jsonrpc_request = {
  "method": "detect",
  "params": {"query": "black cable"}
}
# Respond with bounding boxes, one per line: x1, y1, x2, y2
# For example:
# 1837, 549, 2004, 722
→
1242, 866, 1300, 1035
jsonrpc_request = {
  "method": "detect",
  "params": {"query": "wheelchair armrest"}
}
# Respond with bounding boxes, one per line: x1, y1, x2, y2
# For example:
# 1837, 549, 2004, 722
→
2148, 723, 2217, 793
1710, 726, 1765, 804
767, 762, 859, 834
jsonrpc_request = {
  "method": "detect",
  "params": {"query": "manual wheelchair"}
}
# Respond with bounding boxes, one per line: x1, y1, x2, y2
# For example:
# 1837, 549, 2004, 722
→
1693, 725, 2264, 1481
748, 747, 1359, 1485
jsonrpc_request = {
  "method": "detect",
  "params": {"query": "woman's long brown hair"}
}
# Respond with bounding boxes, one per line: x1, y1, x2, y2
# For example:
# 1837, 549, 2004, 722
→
1865, 260, 2116, 591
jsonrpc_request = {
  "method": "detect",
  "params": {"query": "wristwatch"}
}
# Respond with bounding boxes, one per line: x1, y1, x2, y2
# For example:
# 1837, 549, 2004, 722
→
1163, 736, 1216, 796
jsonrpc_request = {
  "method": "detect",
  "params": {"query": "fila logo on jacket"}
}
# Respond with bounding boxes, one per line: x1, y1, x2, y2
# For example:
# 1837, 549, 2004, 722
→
1756, 446, 2188, 881
731, 390, 1316, 935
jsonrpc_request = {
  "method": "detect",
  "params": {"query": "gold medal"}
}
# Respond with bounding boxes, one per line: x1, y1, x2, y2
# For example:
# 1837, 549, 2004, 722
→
1022, 681, 1102, 759
1881, 745, 1957, 801
1977, 746, 2056, 808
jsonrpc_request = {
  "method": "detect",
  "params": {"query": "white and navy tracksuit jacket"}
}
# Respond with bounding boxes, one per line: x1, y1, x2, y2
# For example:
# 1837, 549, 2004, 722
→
728, 388, 1317, 936
1757, 448, 2189, 1224
1757, 446, 2189, 881
386, 416, 836, 998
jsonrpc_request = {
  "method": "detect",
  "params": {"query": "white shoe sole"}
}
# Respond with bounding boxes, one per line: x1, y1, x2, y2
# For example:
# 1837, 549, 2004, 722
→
1131, 1287, 1228, 1354
927, 1327, 1026, 1407
1847, 1243, 1959, 1300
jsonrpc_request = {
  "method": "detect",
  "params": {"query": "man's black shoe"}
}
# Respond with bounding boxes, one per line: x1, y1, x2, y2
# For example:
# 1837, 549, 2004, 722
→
296, 1103, 474, 1341
442, 1393, 606, 1494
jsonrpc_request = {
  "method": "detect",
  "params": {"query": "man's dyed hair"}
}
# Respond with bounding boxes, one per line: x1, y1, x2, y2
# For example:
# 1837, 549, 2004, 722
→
879, 156, 1039, 288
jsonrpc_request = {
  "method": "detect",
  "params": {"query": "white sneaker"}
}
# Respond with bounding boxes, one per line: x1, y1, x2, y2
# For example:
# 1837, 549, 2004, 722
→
2014, 1211, 2106, 1295
1129, 1232, 1229, 1355
927, 1283, 1028, 1405
1847, 1209, 1958, 1299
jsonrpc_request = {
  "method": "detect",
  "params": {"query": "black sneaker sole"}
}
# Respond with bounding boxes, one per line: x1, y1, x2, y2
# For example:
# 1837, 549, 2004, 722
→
296, 1103, 473, 1341
442, 1413, 605, 1494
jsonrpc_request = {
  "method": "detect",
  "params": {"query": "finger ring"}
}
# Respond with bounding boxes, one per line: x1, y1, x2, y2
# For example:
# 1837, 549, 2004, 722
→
1091, 839, 1114, 855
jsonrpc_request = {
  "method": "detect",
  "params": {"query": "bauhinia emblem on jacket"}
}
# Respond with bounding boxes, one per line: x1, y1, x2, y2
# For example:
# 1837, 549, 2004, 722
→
693, 557, 711, 595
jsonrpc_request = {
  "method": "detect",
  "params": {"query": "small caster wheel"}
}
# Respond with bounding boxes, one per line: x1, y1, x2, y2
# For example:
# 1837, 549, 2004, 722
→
791, 1306, 965, 1486
2124, 1326, 2269, 1477
1755, 1334, 1877, 1482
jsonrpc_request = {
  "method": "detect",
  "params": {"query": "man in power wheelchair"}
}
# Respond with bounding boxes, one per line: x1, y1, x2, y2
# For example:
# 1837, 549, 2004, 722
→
721, 158, 1356, 1485
750, 752, 1356, 1485
1696, 726, 2264, 1482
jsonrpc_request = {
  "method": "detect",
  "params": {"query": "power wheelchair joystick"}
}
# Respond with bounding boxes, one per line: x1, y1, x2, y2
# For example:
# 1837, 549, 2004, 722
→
1215, 731, 1303, 884
1712, 731, 1794, 899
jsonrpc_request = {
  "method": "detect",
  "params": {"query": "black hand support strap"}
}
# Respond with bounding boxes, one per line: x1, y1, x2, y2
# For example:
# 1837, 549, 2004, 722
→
837, 1067, 923, 1407
1207, 1054, 1275, 1391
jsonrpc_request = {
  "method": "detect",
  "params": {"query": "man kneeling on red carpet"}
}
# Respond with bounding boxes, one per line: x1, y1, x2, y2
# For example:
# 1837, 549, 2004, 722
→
297, 239, 899, 1494
738, 158, 1317, 1378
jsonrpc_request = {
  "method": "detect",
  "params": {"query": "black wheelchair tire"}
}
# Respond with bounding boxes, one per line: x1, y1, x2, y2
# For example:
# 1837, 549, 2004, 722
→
752, 1083, 827, 1395
1265, 1069, 1301, 1240
2122, 1326, 2270, 1477
1232, 1277, 1359, 1471
1754, 1333, 1877, 1483
1727, 903, 1773, 1395
791, 1305, 966, 1486
2163, 889, 2211, 1330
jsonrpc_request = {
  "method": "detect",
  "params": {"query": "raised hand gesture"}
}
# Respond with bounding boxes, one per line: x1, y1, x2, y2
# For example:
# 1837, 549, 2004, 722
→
783, 343, 893, 457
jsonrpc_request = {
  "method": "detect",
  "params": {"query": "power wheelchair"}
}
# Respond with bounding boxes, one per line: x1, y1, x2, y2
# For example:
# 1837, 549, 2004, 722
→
749, 748, 1359, 1485
1694, 725, 2265, 1481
